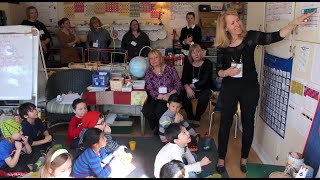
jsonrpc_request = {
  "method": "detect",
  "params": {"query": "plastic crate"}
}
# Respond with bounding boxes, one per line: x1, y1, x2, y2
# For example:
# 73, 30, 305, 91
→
110, 117, 134, 134
92, 71, 110, 87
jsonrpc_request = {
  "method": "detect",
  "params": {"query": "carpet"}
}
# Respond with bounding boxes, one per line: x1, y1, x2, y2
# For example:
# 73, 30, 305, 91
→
53, 135, 229, 178
113, 136, 229, 178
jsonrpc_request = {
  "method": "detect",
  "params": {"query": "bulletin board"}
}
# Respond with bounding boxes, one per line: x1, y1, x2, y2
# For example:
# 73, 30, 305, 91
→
259, 53, 293, 138
62, 2, 160, 19
168, 2, 195, 28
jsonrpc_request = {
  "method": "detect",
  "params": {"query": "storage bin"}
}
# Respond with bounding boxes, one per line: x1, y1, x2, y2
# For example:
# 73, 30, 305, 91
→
92, 71, 110, 87
110, 117, 134, 134
110, 77, 124, 91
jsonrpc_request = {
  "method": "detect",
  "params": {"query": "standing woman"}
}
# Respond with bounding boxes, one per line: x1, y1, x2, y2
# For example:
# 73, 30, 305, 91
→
121, 19, 150, 61
21, 6, 51, 62
214, 8, 316, 173
142, 49, 182, 135
180, 44, 212, 128
57, 17, 80, 66
87, 16, 111, 62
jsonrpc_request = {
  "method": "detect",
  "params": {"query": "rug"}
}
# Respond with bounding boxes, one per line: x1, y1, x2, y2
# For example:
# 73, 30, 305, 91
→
113, 136, 229, 178
53, 135, 229, 178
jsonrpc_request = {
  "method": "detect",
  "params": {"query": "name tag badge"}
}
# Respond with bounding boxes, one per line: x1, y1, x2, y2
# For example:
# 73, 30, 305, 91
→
93, 42, 98, 48
158, 87, 167, 94
131, 41, 137, 46
192, 78, 199, 84
231, 63, 243, 78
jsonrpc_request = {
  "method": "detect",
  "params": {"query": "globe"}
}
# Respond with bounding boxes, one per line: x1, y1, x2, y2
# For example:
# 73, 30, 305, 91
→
129, 56, 148, 78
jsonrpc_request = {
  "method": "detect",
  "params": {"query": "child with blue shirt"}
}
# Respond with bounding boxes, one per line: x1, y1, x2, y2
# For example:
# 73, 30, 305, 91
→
0, 118, 40, 173
19, 102, 53, 153
72, 128, 114, 178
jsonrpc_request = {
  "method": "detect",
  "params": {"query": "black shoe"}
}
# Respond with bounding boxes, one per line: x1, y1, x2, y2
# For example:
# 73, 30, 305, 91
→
216, 165, 226, 174
240, 163, 247, 173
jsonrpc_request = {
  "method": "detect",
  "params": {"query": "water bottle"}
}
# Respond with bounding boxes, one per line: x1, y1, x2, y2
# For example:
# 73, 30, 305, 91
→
202, 133, 212, 151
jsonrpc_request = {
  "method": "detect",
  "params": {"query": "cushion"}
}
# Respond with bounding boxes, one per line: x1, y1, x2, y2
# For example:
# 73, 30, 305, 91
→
46, 98, 73, 114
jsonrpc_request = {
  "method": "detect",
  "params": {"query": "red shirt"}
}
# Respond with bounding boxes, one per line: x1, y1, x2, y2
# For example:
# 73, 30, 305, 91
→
67, 116, 83, 147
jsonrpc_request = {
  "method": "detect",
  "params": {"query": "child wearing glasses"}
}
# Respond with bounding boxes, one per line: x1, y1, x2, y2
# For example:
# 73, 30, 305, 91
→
78, 111, 124, 153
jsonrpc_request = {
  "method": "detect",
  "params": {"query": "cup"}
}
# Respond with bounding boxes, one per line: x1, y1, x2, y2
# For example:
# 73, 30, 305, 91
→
129, 141, 136, 151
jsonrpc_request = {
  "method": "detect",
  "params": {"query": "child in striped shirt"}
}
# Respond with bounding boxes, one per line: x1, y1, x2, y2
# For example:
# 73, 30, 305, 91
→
73, 128, 113, 178
159, 94, 199, 143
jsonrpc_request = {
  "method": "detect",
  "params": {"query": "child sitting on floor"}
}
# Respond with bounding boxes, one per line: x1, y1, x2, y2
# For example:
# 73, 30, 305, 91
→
19, 102, 53, 153
0, 118, 41, 173
78, 111, 125, 153
160, 160, 188, 178
73, 128, 114, 178
39, 146, 73, 178
67, 99, 88, 149
154, 123, 212, 178
159, 94, 199, 144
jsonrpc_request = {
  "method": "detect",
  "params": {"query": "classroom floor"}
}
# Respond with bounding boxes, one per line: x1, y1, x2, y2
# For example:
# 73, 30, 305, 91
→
49, 104, 262, 178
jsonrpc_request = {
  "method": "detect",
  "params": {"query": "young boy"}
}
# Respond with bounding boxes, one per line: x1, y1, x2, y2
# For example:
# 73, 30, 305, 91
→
154, 123, 212, 178
67, 99, 87, 149
78, 111, 123, 153
159, 94, 199, 144
19, 102, 53, 153
0, 118, 40, 173
160, 160, 187, 178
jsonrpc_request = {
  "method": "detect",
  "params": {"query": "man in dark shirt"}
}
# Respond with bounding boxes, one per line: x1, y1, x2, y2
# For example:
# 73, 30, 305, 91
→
179, 12, 202, 58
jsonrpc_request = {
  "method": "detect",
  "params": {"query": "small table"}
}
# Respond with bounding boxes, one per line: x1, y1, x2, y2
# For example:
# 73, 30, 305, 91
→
82, 90, 148, 135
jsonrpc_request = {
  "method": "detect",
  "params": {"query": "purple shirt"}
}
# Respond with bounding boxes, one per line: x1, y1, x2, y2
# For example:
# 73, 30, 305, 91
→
145, 65, 182, 99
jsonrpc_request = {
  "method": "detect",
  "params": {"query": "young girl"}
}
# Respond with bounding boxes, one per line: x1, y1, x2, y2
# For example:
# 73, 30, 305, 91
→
67, 99, 88, 149
72, 128, 114, 178
39, 147, 73, 178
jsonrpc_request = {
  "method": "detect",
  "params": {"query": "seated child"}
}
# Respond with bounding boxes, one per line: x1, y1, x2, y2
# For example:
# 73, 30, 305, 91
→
78, 111, 123, 153
19, 102, 53, 153
154, 123, 212, 178
67, 99, 88, 149
39, 146, 73, 178
73, 128, 114, 178
0, 118, 41, 173
159, 94, 199, 144
160, 160, 187, 178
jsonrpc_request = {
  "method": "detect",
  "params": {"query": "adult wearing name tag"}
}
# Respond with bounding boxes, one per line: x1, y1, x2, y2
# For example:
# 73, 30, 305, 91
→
142, 49, 182, 135
121, 19, 150, 61
87, 16, 111, 62
180, 44, 213, 128
21, 6, 51, 62
214, 8, 316, 174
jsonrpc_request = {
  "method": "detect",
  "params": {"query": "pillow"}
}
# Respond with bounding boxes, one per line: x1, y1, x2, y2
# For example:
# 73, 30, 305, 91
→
46, 98, 74, 114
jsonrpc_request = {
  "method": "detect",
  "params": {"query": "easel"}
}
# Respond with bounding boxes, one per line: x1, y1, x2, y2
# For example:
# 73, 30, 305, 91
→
38, 33, 48, 80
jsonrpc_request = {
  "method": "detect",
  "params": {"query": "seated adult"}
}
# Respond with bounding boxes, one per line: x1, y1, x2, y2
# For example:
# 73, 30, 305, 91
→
142, 49, 182, 135
87, 16, 111, 62
121, 19, 150, 61
180, 44, 213, 128
21, 6, 51, 62
57, 17, 80, 66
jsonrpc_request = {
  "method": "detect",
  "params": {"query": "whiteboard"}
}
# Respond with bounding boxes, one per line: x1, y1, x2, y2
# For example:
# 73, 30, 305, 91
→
0, 26, 39, 101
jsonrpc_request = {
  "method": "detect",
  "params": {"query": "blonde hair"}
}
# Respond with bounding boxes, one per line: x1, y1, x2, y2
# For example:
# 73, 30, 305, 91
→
39, 147, 73, 178
214, 8, 247, 48
148, 49, 164, 69
89, 16, 102, 31
188, 44, 204, 64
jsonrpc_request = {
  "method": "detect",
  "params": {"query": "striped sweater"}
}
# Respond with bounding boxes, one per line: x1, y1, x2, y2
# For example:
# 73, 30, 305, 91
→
72, 147, 113, 178
159, 109, 197, 142
79, 128, 120, 153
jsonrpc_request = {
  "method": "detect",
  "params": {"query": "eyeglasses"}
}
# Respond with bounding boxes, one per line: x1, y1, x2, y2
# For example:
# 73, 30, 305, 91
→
96, 121, 105, 126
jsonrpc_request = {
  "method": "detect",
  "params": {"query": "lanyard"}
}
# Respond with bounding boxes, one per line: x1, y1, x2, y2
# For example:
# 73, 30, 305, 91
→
193, 65, 201, 79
